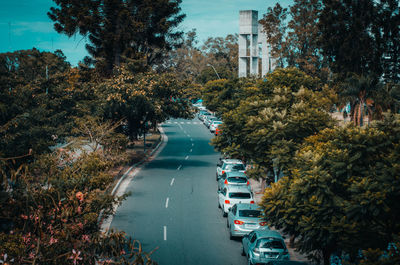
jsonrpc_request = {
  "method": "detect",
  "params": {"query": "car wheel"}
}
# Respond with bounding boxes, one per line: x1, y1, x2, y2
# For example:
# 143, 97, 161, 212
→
241, 247, 246, 256
226, 220, 229, 228
229, 230, 234, 240
222, 207, 227, 217
218, 201, 221, 208
216, 173, 218, 181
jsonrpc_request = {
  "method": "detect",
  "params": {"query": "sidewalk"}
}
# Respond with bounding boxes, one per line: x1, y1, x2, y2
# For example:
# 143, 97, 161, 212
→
250, 178, 311, 264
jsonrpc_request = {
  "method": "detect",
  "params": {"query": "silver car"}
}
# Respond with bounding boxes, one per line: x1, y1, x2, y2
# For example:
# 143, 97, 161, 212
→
218, 186, 254, 217
218, 171, 250, 191
216, 159, 246, 180
242, 229, 290, 264
227, 203, 268, 239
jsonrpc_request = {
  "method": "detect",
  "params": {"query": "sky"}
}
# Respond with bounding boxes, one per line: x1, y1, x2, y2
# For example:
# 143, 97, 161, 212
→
0, 0, 292, 66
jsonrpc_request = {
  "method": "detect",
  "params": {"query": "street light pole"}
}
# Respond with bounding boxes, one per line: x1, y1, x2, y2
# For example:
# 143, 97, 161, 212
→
207, 63, 221, 79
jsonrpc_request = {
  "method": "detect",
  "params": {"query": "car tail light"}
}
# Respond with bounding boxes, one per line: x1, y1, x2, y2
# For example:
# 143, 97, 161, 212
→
250, 200, 255, 204
282, 250, 289, 255
224, 179, 228, 184
234, 220, 244, 225
247, 180, 250, 185
222, 170, 225, 174
259, 221, 267, 226
224, 200, 230, 204
253, 248, 260, 254
244, 171, 246, 174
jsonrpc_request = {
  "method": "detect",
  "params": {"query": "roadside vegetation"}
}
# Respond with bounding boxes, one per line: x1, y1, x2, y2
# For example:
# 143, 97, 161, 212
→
1, 0, 399, 264
201, 0, 400, 264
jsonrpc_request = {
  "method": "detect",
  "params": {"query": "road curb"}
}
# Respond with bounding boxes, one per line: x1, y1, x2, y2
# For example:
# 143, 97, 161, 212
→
100, 125, 168, 232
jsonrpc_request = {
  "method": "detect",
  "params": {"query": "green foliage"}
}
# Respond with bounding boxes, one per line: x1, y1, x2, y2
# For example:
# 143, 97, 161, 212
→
208, 68, 335, 178
48, 0, 185, 75
98, 67, 193, 139
260, 114, 400, 264
0, 152, 156, 264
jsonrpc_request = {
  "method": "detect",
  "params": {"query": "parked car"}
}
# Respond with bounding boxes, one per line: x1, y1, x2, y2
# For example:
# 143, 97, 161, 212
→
218, 186, 254, 217
216, 159, 246, 181
227, 203, 268, 239
198, 110, 211, 121
210, 121, 222, 133
204, 116, 219, 128
218, 171, 250, 191
242, 229, 290, 264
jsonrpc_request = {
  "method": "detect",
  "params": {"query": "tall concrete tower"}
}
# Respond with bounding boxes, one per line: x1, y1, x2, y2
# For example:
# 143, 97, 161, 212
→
239, 10, 275, 78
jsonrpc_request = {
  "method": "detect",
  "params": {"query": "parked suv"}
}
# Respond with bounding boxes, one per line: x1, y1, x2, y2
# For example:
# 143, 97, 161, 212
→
218, 186, 254, 217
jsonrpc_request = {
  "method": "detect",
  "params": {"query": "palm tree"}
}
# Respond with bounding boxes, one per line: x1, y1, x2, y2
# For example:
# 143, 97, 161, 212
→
340, 74, 383, 126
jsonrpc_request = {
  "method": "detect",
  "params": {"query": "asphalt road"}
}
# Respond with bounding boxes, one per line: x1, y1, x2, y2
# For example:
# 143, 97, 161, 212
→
110, 118, 247, 265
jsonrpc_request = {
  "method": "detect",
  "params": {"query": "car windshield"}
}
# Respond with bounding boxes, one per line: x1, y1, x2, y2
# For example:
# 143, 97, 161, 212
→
223, 164, 245, 171
257, 239, 286, 249
227, 177, 247, 183
238, 210, 261, 217
213, 121, 223, 125
228, 192, 251, 199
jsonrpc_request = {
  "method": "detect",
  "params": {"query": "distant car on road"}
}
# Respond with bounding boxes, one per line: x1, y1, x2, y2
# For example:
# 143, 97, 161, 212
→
218, 186, 254, 217
242, 229, 290, 264
216, 159, 246, 181
198, 110, 211, 121
227, 203, 268, 239
204, 116, 219, 128
209, 120, 222, 133
218, 171, 250, 191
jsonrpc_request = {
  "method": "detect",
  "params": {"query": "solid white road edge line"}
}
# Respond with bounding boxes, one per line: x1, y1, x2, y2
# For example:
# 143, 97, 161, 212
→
100, 125, 168, 233
164, 226, 167, 241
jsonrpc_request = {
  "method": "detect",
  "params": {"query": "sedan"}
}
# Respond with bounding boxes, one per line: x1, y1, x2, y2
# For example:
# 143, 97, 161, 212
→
218, 171, 250, 191
227, 203, 268, 239
209, 120, 222, 133
218, 186, 254, 217
242, 229, 290, 265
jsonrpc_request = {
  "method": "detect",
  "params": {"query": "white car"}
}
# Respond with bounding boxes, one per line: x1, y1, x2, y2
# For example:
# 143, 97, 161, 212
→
216, 159, 246, 180
209, 121, 222, 133
218, 186, 254, 217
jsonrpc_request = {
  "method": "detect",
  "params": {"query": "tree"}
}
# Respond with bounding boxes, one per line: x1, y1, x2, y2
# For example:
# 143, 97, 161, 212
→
98, 67, 193, 140
166, 29, 207, 81
48, 0, 186, 75
0, 151, 156, 264
208, 68, 335, 183
261, 114, 400, 264
377, 0, 400, 84
259, 3, 289, 68
318, 0, 380, 78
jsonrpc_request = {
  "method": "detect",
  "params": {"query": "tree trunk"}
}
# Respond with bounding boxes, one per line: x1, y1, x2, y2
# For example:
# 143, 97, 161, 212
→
322, 248, 332, 265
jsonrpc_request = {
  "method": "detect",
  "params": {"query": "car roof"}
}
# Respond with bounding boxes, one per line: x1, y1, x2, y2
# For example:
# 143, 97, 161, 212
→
235, 203, 260, 210
226, 185, 251, 192
226, 171, 247, 177
222, 159, 243, 164
255, 229, 284, 239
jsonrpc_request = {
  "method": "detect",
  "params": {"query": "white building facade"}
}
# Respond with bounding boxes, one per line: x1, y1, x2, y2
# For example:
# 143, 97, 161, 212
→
238, 10, 275, 78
